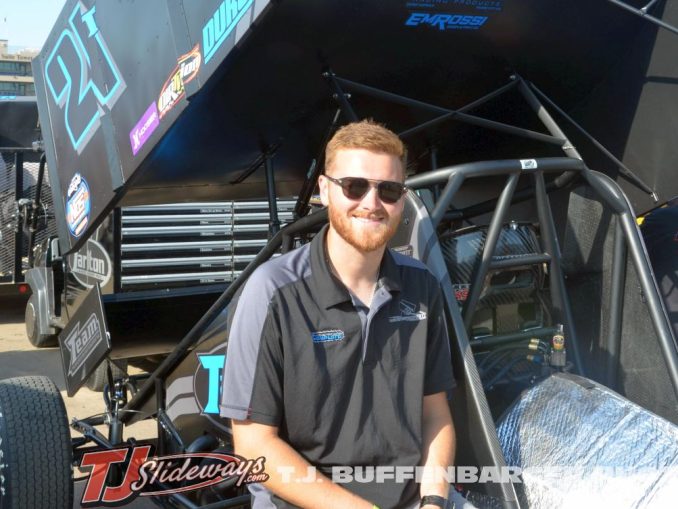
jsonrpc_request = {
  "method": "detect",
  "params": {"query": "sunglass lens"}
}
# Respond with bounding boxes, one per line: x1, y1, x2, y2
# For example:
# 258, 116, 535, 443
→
378, 182, 405, 203
344, 178, 370, 200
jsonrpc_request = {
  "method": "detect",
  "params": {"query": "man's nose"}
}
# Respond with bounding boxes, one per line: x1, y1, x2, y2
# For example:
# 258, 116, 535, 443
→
359, 185, 382, 209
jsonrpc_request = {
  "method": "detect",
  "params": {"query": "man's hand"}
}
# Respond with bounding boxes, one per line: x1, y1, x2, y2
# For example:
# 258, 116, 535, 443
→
420, 391, 455, 501
231, 419, 375, 509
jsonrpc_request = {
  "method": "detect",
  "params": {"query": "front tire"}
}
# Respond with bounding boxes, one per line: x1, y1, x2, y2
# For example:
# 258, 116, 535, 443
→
0, 376, 73, 509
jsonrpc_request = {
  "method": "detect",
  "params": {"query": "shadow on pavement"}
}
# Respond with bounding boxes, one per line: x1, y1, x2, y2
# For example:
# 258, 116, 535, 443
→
0, 347, 66, 388
0, 299, 25, 323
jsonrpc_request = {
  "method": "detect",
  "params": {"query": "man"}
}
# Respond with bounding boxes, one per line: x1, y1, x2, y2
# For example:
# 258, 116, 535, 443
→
220, 120, 460, 508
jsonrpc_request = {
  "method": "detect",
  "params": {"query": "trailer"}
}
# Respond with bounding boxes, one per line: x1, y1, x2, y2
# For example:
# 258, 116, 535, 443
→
2, 1, 678, 508
0, 96, 51, 302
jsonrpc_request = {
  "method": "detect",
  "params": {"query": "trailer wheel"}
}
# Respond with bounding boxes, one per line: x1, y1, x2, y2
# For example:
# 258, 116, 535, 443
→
85, 360, 128, 392
25, 295, 58, 348
0, 376, 73, 509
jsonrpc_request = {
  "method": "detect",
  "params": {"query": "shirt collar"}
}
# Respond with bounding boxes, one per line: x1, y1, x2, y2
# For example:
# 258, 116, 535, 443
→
310, 224, 402, 310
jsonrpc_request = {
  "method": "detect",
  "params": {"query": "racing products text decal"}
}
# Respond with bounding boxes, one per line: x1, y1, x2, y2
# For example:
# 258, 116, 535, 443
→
45, 2, 125, 153
66, 172, 90, 237
203, 0, 254, 64
79, 446, 268, 507
157, 44, 202, 119
406, 0, 503, 12
405, 12, 488, 30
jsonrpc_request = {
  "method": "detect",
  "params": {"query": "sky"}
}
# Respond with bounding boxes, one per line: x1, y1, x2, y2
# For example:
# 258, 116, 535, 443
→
0, 0, 66, 51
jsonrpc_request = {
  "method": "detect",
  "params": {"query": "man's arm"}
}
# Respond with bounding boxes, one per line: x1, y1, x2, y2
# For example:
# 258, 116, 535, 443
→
232, 419, 376, 509
419, 391, 456, 507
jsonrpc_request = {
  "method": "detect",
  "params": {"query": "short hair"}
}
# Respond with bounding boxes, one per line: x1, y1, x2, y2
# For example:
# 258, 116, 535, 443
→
324, 119, 407, 176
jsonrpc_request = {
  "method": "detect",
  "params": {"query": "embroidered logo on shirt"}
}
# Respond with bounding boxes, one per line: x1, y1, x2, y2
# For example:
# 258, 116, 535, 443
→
312, 329, 345, 343
389, 299, 427, 323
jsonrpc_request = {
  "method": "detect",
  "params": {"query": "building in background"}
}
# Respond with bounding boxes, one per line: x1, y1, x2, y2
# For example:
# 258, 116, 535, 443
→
0, 40, 37, 97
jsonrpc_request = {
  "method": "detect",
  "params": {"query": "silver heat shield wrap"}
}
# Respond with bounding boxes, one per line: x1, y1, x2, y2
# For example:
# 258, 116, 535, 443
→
496, 373, 678, 508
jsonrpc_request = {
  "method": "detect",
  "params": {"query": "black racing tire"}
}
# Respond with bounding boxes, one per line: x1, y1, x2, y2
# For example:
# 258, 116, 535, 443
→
0, 376, 73, 509
24, 295, 59, 348
85, 360, 128, 392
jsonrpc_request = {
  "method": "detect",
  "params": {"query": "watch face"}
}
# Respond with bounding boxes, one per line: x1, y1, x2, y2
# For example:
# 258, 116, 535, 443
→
420, 494, 448, 508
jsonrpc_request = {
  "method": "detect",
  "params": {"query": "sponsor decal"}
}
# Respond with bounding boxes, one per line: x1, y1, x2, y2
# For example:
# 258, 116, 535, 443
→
405, 12, 488, 30
392, 244, 414, 257
157, 44, 202, 119
452, 283, 470, 302
44, 2, 125, 153
311, 329, 345, 343
129, 102, 160, 156
202, 0, 254, 64
0, 95, 16, 100
63, 313, 105, 377
196, 352, 226, 415
389, 299, 427, 323
66, 172, 91, 237
520, 159, 538, 170
79, 445, 268, 506
69, 239, 112, 289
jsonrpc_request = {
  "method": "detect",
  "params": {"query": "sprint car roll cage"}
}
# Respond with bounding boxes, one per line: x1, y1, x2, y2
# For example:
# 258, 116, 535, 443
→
61, 72, 678, 509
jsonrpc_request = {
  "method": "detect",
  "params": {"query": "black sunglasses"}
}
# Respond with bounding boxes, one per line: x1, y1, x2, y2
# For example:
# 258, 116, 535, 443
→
324, 175, 407, 204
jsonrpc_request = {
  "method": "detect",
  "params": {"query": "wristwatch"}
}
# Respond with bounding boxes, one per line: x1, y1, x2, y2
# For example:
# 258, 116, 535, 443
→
420, 495, 451, 508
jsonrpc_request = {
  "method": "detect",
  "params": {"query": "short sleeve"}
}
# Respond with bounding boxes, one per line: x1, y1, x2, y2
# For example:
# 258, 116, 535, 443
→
424, 281, 456, 396
219, 270, 284, 425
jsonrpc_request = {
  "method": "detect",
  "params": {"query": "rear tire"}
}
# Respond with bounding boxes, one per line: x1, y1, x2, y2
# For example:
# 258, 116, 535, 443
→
85, 360, 128, 392
25, 295, 58, 348
0, 376, 73, 509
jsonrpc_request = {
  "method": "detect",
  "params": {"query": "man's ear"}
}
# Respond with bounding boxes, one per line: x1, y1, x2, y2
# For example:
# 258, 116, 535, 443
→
318, 175, 330, 207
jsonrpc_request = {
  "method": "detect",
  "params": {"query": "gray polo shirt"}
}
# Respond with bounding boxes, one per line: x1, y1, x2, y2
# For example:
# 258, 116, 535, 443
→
220, 225, 456, 508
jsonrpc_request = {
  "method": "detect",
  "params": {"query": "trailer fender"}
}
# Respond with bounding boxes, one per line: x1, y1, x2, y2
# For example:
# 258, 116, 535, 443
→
25, 266, 58, 337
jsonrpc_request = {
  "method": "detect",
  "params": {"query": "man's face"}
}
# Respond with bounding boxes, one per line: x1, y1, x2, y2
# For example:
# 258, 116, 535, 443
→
319, 148, 405, 253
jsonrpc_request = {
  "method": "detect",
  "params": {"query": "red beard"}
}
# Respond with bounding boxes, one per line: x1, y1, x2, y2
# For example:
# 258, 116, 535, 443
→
328, 201, 401, 252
